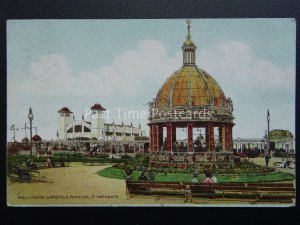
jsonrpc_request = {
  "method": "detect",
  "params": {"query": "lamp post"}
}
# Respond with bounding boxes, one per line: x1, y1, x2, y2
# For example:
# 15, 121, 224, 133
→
267, 110, 270, 154
9, 124, 19, 142
106, 126, 109, 141
28, 107, 34, 157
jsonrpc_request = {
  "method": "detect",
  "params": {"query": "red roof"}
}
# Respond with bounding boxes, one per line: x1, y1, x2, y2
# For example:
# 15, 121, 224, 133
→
32, 135, 42, 142
91, 103, 106, 111
58, 107, 73, 113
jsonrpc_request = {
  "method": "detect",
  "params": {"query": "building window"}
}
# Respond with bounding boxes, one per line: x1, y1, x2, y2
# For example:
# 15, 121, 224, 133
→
84, 126, 91, 132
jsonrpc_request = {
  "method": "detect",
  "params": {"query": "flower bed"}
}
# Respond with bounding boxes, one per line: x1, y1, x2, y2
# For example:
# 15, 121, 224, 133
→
113, 158, 276, 175
98, 167, 295, 183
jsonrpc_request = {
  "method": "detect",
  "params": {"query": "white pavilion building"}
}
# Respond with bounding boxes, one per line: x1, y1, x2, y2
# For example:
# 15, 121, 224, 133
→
57, 103, 145, 141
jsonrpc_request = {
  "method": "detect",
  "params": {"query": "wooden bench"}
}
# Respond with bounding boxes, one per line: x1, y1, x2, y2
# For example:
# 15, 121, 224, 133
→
126, 180, 190, 201
8, 167, 47, 183
187, 182, 295, 203
81, 158, 103, 166
126, 180, 295, 203
245, 182, 295, 202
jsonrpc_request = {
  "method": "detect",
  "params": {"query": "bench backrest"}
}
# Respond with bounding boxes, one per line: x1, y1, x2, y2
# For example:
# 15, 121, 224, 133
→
126, 180, 295, 194
126, 181, 184, 190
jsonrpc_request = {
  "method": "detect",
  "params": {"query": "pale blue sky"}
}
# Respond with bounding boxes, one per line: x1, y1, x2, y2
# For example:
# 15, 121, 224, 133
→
7, 19, 295, 141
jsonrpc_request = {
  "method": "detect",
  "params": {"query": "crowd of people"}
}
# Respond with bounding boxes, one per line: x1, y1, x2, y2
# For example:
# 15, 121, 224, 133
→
190, 169, 217, 184
22, 156, 68, 170
124, 168, 155, 182
124, 167, 217, 184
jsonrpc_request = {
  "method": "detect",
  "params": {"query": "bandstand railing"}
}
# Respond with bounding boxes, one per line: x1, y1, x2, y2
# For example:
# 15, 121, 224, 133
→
150, 151, 234, 164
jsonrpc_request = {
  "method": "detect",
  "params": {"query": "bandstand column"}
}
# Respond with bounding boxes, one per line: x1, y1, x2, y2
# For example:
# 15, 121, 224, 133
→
206, 123, 215, 151
149, 125, 152, 152
230, 125, 233, 150
229, 125, 233, 150
166, 123, 172, 151
152, 125, 158, 151
187, 122, 193, 152
219, 125, 225, 151
172, 125, 176, 146
225, 125, 231, 151
158, 125, 163, 151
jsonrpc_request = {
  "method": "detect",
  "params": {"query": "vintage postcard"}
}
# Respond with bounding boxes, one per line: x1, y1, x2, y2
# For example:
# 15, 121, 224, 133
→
6, 19, 296, 206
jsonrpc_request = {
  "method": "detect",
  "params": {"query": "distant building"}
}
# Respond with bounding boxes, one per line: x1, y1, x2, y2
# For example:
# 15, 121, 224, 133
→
233, 129, 295, 154
57, 103, 145, 141
269, 129, 294, 153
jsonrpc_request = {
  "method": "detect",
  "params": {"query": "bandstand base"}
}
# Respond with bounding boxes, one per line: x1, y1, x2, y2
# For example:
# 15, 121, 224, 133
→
149, 151, 234, 169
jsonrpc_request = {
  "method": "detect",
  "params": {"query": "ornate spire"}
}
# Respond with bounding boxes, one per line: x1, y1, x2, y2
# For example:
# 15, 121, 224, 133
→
182, 19, 197, 66
186, 19, 191, 39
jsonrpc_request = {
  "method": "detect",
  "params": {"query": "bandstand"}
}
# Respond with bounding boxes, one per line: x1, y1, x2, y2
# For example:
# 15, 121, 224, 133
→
148, 20, 235, 166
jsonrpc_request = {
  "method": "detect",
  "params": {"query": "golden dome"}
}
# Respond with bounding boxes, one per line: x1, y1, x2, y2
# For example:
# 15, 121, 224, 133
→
155, 65, 228, 109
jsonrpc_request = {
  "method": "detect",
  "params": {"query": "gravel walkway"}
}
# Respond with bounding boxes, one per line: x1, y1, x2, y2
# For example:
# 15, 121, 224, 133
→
7, 162, 294, 206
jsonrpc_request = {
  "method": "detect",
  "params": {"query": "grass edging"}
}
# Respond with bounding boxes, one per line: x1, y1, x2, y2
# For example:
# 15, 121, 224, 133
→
97, 167, 295, 183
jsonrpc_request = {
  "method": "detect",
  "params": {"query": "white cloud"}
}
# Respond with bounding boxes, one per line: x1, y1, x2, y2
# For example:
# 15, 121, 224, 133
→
14, 40, 181, 99
21, 40, 293, 102
199, 41, 295, 90
26, 54, 76, 94
7, 40, 181, 140
197, 41, 295, 138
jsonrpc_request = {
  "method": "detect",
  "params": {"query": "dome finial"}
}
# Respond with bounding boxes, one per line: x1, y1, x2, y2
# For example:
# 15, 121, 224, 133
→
186, 19, 191, 39
182, 19, 196, 66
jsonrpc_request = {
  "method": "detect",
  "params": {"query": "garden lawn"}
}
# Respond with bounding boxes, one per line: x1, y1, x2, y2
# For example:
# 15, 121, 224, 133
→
97, 167, 295, 183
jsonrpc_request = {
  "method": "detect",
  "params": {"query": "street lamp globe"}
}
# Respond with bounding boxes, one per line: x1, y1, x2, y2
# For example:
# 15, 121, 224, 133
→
28, 107, 34, 157
28, 107, 34, 120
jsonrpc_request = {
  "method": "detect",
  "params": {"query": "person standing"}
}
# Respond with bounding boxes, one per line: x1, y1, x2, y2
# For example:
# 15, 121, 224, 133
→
265, 152, 270, 167
46, 157, 52, 168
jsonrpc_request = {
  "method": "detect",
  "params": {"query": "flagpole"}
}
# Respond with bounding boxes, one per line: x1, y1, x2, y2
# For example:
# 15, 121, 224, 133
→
13, 127, 16, 142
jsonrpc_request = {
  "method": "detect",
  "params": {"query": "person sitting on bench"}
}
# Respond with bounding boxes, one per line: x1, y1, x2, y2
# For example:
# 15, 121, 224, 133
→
202, 169, 217, 184
125, 168, 133, 180
191, 173, 200, 183
138, 171, 148, 181
148, 170, 155, 183
210, 173, 218, 183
